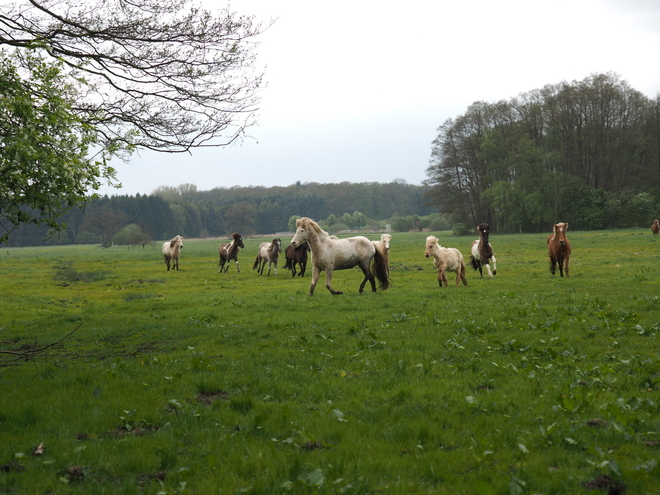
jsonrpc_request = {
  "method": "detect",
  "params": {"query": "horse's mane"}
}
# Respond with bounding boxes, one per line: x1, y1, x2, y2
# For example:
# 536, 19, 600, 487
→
298, 217, 325, 236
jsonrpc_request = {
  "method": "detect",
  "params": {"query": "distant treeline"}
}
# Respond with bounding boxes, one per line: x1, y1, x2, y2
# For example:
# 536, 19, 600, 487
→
7, 181, 438, 247
426, 73, 660, 233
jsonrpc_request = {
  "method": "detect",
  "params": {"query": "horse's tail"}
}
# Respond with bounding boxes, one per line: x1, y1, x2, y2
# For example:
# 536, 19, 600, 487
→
283, 256, 292, 270
252, 254, 261, 270
372, 249, 391, 291
468, 255, 480, 271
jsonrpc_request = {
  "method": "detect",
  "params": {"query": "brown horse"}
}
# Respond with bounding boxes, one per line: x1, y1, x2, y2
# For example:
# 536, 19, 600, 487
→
469, 223, 496, 278
652, 219, 659, 235
547, 222, 571, 277
252, 238, 282, 276
219, 233, 245, 273
283, 241, 310, 277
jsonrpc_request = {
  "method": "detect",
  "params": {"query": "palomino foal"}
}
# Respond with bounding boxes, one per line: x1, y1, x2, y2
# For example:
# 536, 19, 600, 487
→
424, 235, 468, 287
547, 222, 571, 277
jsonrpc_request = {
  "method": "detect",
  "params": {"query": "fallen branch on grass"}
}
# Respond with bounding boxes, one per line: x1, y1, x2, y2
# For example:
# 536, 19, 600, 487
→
0, 323, 83, 365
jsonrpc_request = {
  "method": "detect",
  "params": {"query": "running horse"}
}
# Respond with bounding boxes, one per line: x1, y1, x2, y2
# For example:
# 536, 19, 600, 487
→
469, 223, 497, 278
424, 235, 468, 287
290, 217, 390, 296
162, 235, 184, 271
252, 238, 282, 276
547, 222, 571, 277
219, 233, 245, 273
283, 241, 310, 277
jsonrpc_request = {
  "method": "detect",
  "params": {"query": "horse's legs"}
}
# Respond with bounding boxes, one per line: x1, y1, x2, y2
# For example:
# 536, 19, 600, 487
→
558, 257, 564, 277
235, 258, 240, 273
549, 256, 556, 275
164, 255, 171, 271
437, 267, 447, 287
564, 256, 569, 277
174, 257, 179, 271
491, 255, 497, 276
324, 268, 343, 295
309, 266, 321, 296
357, 263, 376, 294
484, 261, 493, 278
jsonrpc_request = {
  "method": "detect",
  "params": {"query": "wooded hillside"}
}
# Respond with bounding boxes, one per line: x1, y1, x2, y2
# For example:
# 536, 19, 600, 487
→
425, 73, 660, 233
7, 181, 435, 247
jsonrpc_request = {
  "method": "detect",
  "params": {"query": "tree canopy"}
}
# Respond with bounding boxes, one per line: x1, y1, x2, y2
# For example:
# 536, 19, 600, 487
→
425, 73, 660, 232
0, 0, 266, 244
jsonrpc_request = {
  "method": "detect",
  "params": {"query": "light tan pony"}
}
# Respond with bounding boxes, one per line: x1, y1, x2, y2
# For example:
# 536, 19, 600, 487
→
424, 235, 467, 287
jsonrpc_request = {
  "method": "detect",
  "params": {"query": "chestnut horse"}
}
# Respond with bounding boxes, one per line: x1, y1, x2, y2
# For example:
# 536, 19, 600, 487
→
162, 235, 183, 271
219, 233, 245, 273
469, 223, 497, 278
290, 217, 390, 296
547, 222, 571, 277
283, 241, 310, 277
652, 219, 659, 235
424, 235, 467, 287
252, 238, 282, 276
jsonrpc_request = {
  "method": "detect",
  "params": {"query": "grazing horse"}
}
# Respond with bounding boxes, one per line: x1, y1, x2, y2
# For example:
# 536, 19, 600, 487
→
424, 235, 468, 287
290, 217, 390, 296
162, 235, 183, 271
219, 233, 245, 273
252, 238, 282, 276
652, 219, 659, 235
372, 233, 392, 276
283, 241, 310, 277
547, 222, 571, 277
469, 223, 497, 278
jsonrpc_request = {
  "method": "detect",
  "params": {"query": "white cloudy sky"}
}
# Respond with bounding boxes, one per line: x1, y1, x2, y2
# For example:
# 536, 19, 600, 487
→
98, 0, 660, 196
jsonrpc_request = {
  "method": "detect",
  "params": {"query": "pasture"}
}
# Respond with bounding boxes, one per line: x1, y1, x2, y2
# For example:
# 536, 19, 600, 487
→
1, 229, 659, 494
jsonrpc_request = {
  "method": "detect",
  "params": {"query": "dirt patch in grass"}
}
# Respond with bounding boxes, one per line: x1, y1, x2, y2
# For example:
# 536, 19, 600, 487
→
196, 390, 230, 404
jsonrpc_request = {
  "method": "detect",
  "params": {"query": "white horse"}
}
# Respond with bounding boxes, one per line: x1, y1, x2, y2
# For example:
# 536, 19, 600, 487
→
162, 235, 184, 271
252, 238, 282, 276
372, 233, 392, 276
469, 223, 497, 278
290, 217, 390, 296
424, 235, 467, 287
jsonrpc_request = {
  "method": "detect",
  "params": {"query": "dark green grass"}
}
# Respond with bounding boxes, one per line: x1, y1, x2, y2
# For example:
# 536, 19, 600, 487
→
1, 230, 660, 493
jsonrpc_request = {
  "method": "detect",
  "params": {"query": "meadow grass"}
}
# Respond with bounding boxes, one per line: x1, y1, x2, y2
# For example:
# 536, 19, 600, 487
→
1, 229, 659, 494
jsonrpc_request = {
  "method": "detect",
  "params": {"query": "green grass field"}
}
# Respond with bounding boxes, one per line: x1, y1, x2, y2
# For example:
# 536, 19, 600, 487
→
1, 229, 659, 494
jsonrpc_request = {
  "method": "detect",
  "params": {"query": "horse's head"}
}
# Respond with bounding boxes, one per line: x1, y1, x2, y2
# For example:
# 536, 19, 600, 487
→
424, 235, 438, 258
291, 217, 312, 246
477, 223, 490, 244
552, 223, 568, 245
381, 234, 391, 251
231, 233, 245, 248
272, 238, 282, 253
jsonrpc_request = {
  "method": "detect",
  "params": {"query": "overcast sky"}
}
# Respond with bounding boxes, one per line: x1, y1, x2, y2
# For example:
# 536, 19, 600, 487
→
98, 0, 660, 196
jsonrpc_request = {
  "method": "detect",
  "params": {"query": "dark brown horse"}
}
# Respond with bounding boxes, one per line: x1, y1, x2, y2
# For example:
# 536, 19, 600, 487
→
283, 241, 310, 277
547, 222, 571, 277
469, 223, 496, 278
219, 233, 245, 273
652, 219, 659, 235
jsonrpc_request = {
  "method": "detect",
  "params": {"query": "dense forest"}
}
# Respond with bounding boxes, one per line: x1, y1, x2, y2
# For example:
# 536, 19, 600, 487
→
6, 181, 437, 247
425, 73, 660, 233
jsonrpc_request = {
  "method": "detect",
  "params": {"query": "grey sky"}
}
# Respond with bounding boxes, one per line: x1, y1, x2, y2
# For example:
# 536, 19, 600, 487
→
98, 0, 660, 196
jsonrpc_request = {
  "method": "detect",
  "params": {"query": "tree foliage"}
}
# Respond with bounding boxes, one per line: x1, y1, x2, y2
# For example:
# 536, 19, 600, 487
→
0, 0, 265, 152
426, 73, 660, 232
0, 51, 115, 243
0, 0, 265, 244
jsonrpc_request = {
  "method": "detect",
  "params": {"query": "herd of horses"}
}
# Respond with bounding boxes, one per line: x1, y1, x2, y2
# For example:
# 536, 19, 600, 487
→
160, 218, 660, 293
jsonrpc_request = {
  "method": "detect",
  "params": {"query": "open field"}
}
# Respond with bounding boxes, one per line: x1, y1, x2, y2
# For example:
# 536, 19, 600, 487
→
1, 229, 660, 494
